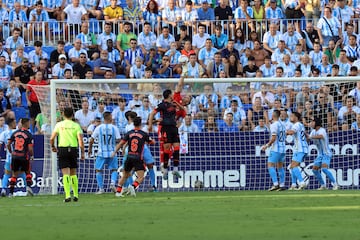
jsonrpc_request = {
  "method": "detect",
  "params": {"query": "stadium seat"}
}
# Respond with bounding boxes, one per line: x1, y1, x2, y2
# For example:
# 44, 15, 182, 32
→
242, 104, 252, 112
89, 18, 101, 34
87, 60, 94, 69
64, 45, 73, 53
42, 46, 55, 56
120, 94, 132, 102
13, 107, 29, 122
24, 46, 34, 54
21, 93, 28, 108
193, 119, 205, 132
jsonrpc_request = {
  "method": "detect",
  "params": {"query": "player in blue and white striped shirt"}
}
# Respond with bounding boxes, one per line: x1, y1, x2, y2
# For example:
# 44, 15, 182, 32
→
88, 112, 121, 194
262, 110, 286, 191
309, 117, 338, 190
286, 112, 308, 190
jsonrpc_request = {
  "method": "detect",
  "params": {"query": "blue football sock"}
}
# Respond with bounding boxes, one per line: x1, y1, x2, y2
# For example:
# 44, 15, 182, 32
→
148, 168, 156, 187
322, 168, 336, 184
278, 167, 285, 186
2, 173, 11, 189
110, 171, 118, 185
312, 169, 325, 185
268, 167, 278, 185
96, 172, 104, 189
19, 172, 26, 186
290, 169, 297, 185
125, 176, 133, 187
292, 167, 304, 182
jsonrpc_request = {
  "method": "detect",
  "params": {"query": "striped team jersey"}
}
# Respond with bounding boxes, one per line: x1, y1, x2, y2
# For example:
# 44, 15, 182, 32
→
269, 121, 286, 153
291, 122, 309, 154
0, 128, 16, 162
91, 123, 121, 158
310, 127, 332, 157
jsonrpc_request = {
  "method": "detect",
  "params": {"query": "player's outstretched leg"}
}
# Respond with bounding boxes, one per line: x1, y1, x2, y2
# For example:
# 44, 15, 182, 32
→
322, 168, 338, 190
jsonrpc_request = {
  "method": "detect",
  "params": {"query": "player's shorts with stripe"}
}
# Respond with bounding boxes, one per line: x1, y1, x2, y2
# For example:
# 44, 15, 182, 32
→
292, 152, 307, 163
11, 156, 30, 172
124, 155, 145, 172
122, 145, 154, 167
161, 125, 180, 144
58, 147, 78, 169
95, 156, 119, 170
313, 154, 332, 167
268, 151, 285, 163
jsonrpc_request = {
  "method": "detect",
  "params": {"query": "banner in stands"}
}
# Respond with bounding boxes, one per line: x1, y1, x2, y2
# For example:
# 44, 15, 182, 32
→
0, 132, 359, 194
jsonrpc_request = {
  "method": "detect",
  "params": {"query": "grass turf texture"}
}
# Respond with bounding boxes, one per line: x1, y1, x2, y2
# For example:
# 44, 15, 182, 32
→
1, 190, 360, 240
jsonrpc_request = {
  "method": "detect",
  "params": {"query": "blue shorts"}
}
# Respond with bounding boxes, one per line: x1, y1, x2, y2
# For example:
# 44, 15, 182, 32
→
268, 151, 285, 164
95, 156, 119, 170
122, 145, 154, 167
4, 154, 11, 172
313, 154, 332, 167
292, 152, 307, 163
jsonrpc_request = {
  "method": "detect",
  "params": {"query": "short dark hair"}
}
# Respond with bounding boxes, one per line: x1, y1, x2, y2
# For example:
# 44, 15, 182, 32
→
163, 89, 172, 99
293, 112, 302, 121
21, 118, 30, 126
64, 108, 74, 118
273, 109, 280, 119
34, 40, 42, 47
125, 111, 137, 121
103, 112, 112, 121
314, 117, 322, 127
133, 116, 142, 127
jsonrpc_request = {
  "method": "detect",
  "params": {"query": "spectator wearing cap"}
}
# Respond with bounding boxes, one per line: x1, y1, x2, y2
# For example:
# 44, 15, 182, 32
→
52, 54, 73, 79
156, 26, 175, 56
138, 22, 157, 56
211, 25, 228, 50
97, 22, 117, 52
197, 0, 215, 31
14, 58, 34, 94
10, 46, 29, 70
68, 39, 88, 65
93, 50, 116, 79
29, 1, 50, 45
72, 53, 92, 79
28, 41, 49, 69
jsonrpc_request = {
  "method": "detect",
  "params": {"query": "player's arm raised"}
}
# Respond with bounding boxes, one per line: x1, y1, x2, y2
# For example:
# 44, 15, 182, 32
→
175, 76, 185, 93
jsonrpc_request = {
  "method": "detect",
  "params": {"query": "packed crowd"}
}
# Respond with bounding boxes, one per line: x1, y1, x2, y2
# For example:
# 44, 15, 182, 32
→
0, 0, 360, 135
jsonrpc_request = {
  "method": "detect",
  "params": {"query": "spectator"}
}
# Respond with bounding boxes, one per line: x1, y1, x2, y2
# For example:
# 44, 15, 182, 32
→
74, 98, 96, 132
97, 22, 117, 52
6, 79, 21, 108
263, 23, 282, 54
175, 25, 191, 51
181, 53, 204, 78
248, 96, 269, 130
93, 98, 109, 121
123, 0, 143, 23
181, 0, 198, 35
62, 0, 88, 39
348, 81, 360, 106
196, 84, 218, 119
302, 100, 314, 131
72, 52, 92, 79
309, 42, 323, 66
138, 22, 157, 56
180, 39, 196, 58
143, 0, 161, 33
10, 46, 28, 69
162, 0, 181, 35
323, 38, 341, 64
343, 34, 358, 63
234, 0, 255, 32
351, 113, 360, 131
277, 54, 296, 78
14, 58, 34, 94
295, 83, 315, 108
28, 40, 48, 69
282, 23, 304, 53
116, 21, 137, 53
233, 28, 246, 55
223, 99, 247, 130
144, 47, 161, 73
129, 56, 146, 79
342, 23, 358, 46
252, 83, 274, 109
291, 43, 305, 66
218, 112, 240, 132
93, 50, 116, 79
0, 2, 9, 42
197, 0, 215, 32
0, 41, 10, 63
192, 24, 210, 54
106, 39, 122, 74
259, 55, 275, 78
206, 52, 226, 78
35, 58, 52, 80
251, 40, 268, 67
338, 96, 360, 130
52, 54, 73, 79
156, 26, 175, 56
336, 50, 351, 76
87, 116, 101, 135
316, 6, 342, 51
227, 53, 243, 78
26, 71, 48, 131
204, 114, 218, 132
271, 40, 291, 65
265, 0, 284, 25
111, 97, 129, 134
317, 54, 332, 77
9, 2, 28, 34
221, 39, 240, 64
29, 1, 50, 44
164, 41, 182, 74
137, 67, 154, 93
179, 114, 200, 133
50, 40, 68, 67
0, 56, 13, 89
243, 56, 258, 78
333, 0, 354, 26
283, 0, 305, 32
198, 38, 218, 70
253, 118, 269, 132
5, 27, 24, 55
68, 39, 88, 65
211, 24, 228, 50
103, 0, 124, 31
155, 56, 173, 78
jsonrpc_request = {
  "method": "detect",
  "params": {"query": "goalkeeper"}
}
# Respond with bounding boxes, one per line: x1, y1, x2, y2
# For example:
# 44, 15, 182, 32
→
50, 108, 85, 202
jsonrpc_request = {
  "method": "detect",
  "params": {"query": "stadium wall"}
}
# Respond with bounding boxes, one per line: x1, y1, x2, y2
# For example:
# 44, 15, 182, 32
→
1, 131, 359, 194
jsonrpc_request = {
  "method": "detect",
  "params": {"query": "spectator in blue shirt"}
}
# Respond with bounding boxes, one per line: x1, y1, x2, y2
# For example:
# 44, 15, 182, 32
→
218, 112, 240, 132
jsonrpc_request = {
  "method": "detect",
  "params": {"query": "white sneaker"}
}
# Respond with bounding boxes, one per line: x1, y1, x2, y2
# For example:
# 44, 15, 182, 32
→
161, 167, 168, 180
1, 189, 6, 197
332, 184, 339, 190
317, 185, 327, 191
128, 185, 136, 197
115, 190, 125, 197
95, 189, 105, 195
288, 185, 297, 191
110, 184, 116, 193
8, 193, 14, 198
297, 183, 307, 190
26, 186, 34, 196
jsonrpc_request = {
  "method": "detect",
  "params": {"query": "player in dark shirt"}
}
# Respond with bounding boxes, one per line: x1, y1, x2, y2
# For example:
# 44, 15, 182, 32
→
7, 118, 34, 196
113, 117, 155, 197
148, 88, 184, 180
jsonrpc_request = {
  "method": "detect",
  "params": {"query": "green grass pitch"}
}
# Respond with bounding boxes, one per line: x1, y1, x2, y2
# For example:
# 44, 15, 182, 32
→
1, 190, 360, 240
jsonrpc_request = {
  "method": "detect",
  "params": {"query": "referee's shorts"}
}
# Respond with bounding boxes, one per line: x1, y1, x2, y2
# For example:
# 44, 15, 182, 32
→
58, 147, 78, 169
